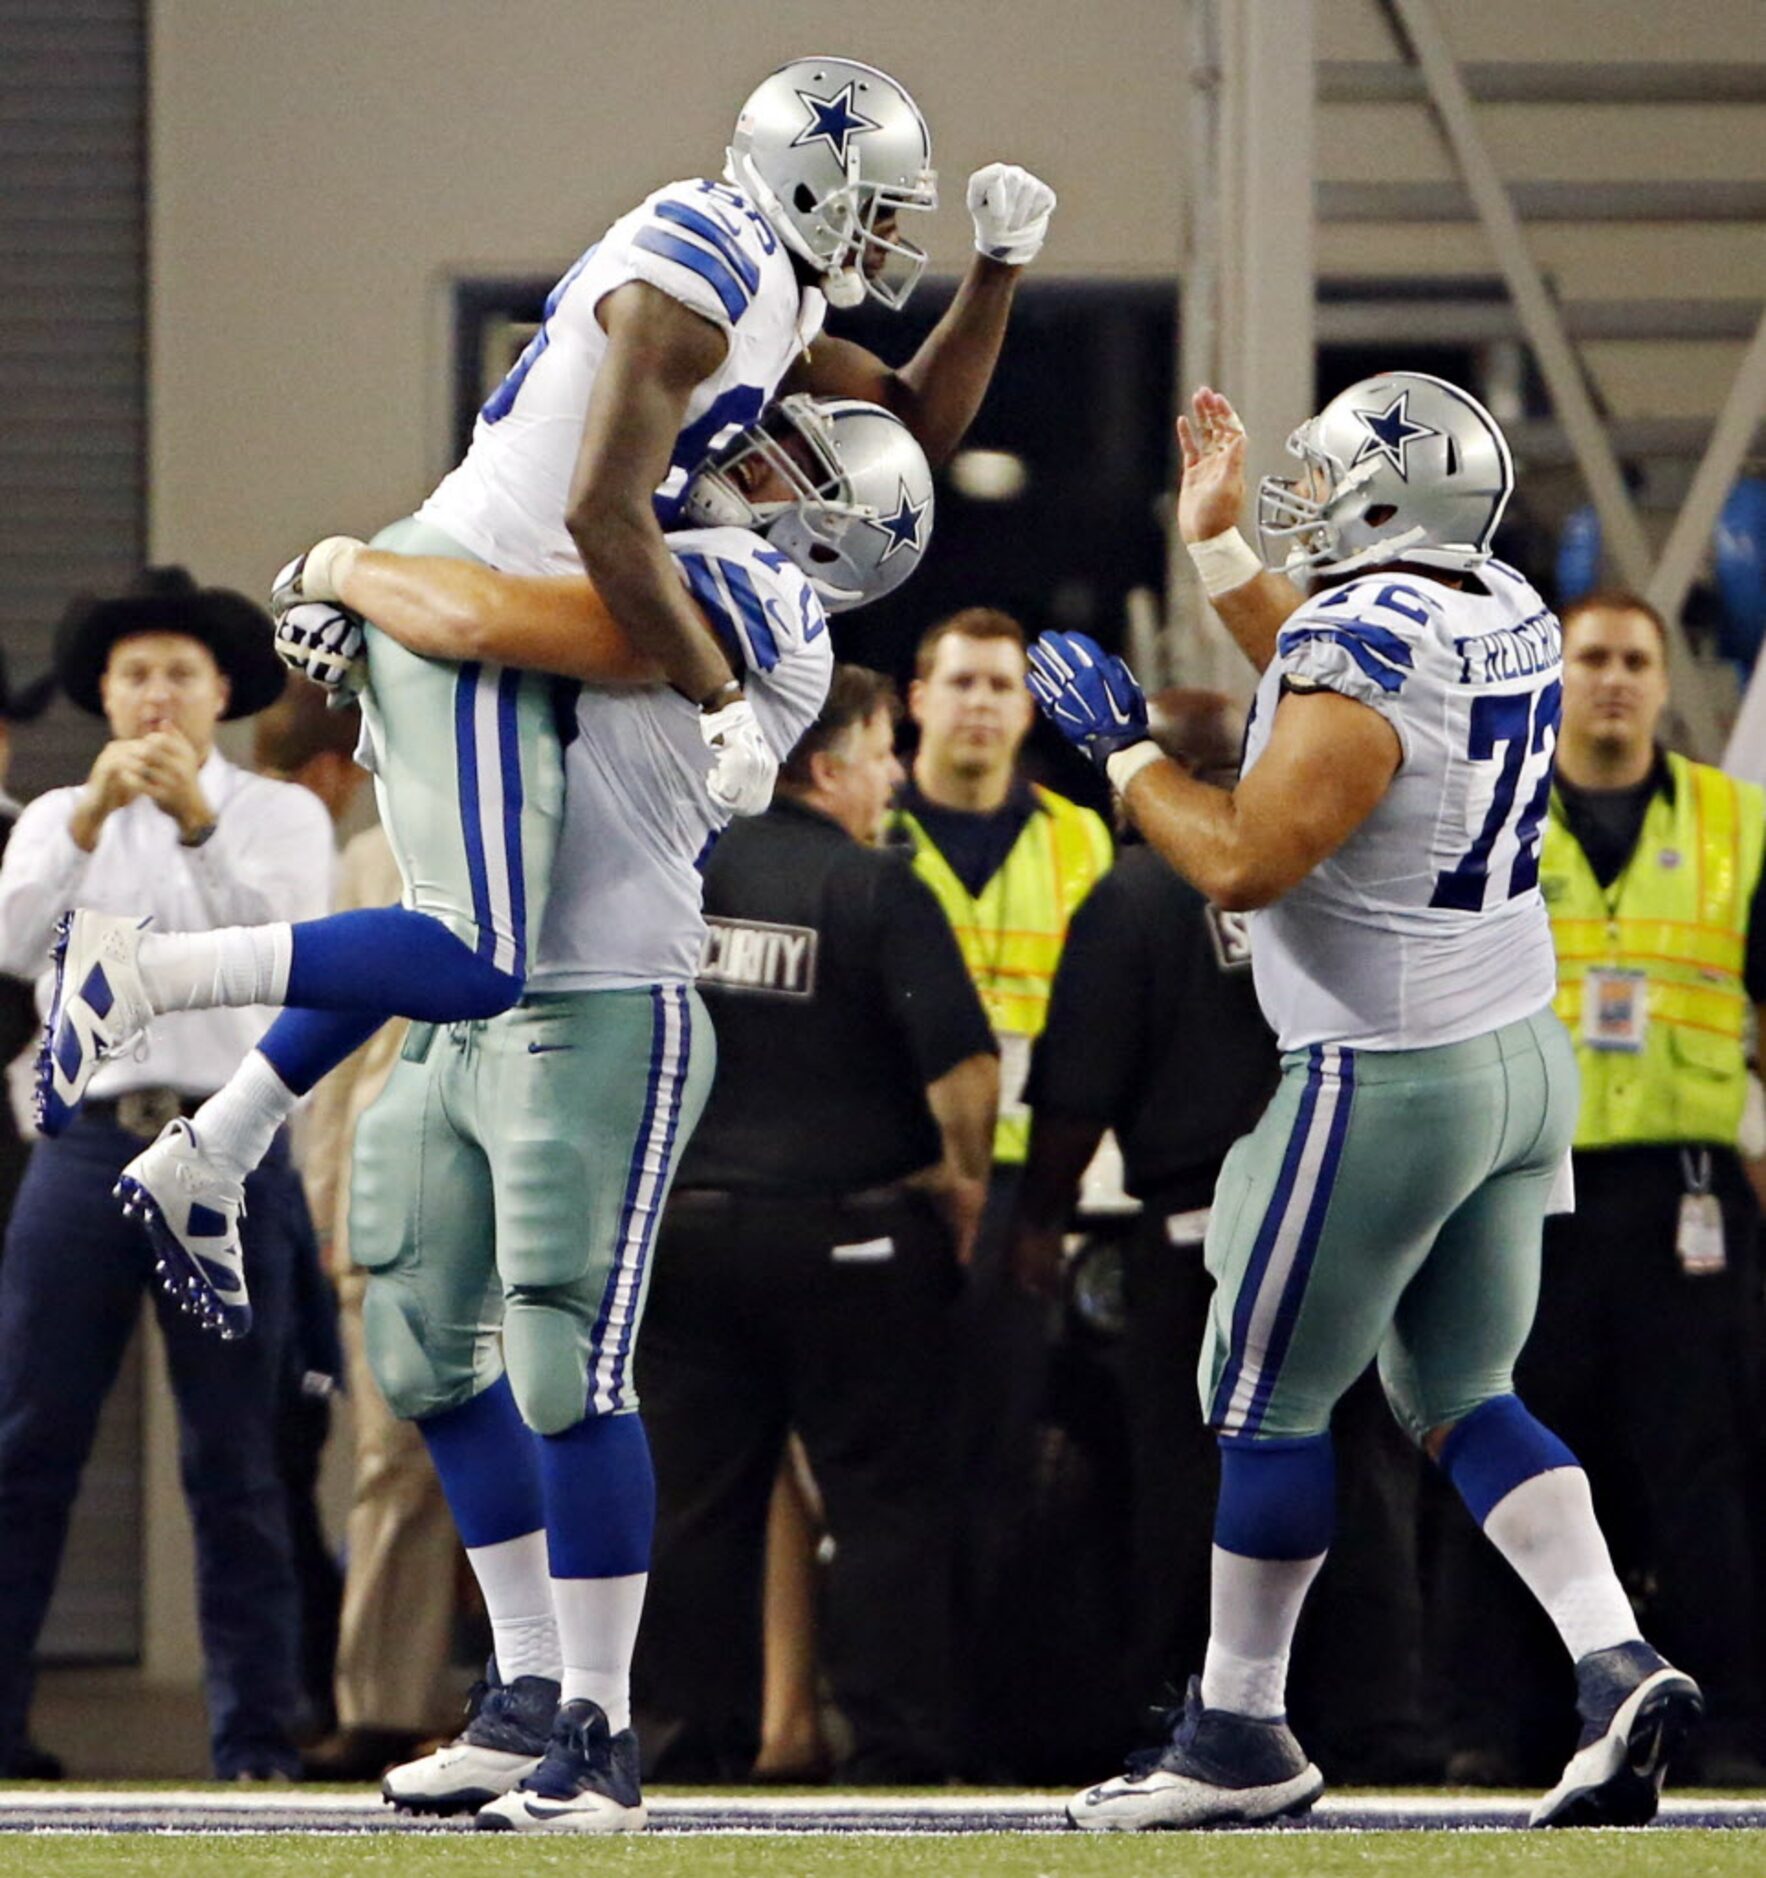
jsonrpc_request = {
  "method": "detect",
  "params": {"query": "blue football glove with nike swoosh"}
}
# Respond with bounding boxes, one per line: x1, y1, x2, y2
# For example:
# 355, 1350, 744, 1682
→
1026, 631, 1154, 774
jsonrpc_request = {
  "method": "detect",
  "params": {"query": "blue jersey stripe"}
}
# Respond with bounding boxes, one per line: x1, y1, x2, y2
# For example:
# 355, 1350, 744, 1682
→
653, 200, 761, 293
632, 227, 748, 322
453, 664, 494, 961
677, 553, 745, 667
1279, 626, 1410, 694
716, 559, 781, 672
496, 669, 527, 980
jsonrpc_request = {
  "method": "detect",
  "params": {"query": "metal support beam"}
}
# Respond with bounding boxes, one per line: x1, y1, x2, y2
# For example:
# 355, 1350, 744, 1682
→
1170, 0, 1315, 693
1383, 0, 1728, 758
1649, 306, 1766, 628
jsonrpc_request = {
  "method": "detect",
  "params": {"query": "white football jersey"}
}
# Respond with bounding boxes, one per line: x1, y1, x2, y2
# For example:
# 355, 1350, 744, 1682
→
419, 179, 824, 575
1245, 559, 1561, 1052
530, 527, 834, 992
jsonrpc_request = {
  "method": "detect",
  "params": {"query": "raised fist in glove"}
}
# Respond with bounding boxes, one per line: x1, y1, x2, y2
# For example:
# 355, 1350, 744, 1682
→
274, 600, 367, 704
270, 536, 365, 620
1025, 631, 1152, 774
701, 693, 778, 816
967, 163, 1056, 266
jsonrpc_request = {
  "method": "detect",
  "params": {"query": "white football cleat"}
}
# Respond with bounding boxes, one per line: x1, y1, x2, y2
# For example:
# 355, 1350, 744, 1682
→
36, 911, 154, 1136
475, 1700, 647, 1834
1068, 1678, 1323, 1831
116, 1119, 251, 1340
383, 1667, 558, 1816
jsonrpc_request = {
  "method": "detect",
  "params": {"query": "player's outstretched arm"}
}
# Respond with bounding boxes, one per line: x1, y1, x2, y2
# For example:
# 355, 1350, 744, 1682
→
1177, 387, 1306, 674
567, 282, 741, 704
335, 552, 662, 685
1121, 689, 1399, 910
786, 164, 1055, 468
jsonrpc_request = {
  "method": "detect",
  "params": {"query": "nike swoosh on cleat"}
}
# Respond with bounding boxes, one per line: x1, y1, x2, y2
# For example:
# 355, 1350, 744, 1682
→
527, 1042, 575, 1054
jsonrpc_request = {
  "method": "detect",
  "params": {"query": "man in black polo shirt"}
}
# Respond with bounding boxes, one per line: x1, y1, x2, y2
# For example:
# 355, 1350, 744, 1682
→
633, 665, 998, 1783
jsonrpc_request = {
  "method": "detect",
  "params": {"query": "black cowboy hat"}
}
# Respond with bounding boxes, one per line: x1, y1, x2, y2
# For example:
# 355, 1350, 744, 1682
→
54, 566, 287, 721
0, 650, 55, 725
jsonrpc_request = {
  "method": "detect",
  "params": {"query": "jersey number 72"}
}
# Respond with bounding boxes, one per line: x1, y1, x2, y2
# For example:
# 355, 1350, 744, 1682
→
1429, 680, 1561, 912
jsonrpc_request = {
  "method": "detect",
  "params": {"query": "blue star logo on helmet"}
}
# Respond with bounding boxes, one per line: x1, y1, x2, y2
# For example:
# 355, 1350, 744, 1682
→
873, 482, 929, 561
789, 81, 883, 166
1349, 390, 1438, 481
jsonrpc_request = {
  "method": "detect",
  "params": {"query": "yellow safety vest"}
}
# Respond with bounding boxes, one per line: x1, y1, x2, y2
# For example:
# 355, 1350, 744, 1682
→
894, 786, 1113, 1164
1540, 751, 1765, 1149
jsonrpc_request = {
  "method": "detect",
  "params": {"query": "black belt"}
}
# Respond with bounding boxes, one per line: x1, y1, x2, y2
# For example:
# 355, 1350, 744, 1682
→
82, 1089, 204, 1140
669, 1182, 924, 1219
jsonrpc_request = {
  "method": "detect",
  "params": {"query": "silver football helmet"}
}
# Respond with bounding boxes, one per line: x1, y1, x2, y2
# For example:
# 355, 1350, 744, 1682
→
726, 56, 937, 310
1257, 371, 1515, 579
683, 395, 934, 612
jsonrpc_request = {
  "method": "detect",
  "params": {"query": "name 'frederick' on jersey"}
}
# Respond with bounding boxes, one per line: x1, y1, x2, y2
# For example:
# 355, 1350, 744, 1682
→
1243, 559, 1562, 1054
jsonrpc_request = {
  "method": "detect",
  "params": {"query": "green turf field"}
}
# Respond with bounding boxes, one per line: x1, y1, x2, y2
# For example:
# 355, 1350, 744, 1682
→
5, 1834, 1760, 1877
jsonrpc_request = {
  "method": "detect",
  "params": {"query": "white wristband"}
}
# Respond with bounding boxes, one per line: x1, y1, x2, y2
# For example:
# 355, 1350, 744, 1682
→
303, 535, 365, 603
1187, 527, 1264, 599
1105, 741, 1164, 794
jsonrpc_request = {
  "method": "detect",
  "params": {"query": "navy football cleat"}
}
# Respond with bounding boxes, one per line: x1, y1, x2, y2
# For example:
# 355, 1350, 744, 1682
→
1530, 1640, 1704, 1828
36, 911, 153, 1136
116, 1119, 251, 1340
476, 1698, 647, 1834
383, 1663, 559, 1816
1068, 1677, 1323, 1830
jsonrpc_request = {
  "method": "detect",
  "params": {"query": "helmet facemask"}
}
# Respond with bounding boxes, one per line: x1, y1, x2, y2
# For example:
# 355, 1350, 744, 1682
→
684, 396, 876, 609
684, 395, 934, 612
1257, 424, 1430, 580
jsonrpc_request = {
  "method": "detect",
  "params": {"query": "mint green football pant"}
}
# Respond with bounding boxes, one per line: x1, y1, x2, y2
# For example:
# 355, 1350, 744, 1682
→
359, 516, 566, 979
1200, 1008, 1579, 1444
351, 985, 714, 1435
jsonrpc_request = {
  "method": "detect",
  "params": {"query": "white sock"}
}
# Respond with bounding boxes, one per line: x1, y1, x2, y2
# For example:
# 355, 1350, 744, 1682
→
1200, 1546, 1326, 1718
552, 1573, 647, 1733
1482, 1466, 1642, 1662
467, 1530, 561, 1686
137, 924, 292, 1013
188, 1052, 297, 1185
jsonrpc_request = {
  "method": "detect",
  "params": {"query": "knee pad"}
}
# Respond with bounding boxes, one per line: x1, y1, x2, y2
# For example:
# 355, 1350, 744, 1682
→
362, 1276, 463, 1423
503, 1297, 590, 1436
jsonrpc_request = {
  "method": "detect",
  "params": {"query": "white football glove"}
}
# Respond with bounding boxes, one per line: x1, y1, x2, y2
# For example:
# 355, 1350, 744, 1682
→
270, 536, 365, 620
274, 600, 367, 706
700, 695, 778, 817
967, 163, 1056, 266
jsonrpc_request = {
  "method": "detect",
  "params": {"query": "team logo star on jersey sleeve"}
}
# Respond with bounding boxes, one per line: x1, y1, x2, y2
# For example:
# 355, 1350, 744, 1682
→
790, 82, 883, 165
1349, 391, 1438, 480
873, 482, 929, 561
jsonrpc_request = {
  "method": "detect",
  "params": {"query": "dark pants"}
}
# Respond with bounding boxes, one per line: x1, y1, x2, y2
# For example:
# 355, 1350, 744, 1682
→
0, 1116, 307, 1777
634, 1187, 961, 1782
1435, 1144, 1763, 1773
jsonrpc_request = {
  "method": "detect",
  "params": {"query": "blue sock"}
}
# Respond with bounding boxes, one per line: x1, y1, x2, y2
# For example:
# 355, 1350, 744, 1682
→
538, 1412, 655, 1579
418, 1375, 544, 1548
255, 1008, 384, 1097
1437, 1394, 1578, 1527
285, 907, 522, 1019
1214, 1432, 1336, 1560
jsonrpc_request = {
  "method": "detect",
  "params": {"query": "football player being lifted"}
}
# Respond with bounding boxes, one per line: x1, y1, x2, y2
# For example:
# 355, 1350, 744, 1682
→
265, 395, 931, 1832
39, 56, 1052, 1332
1031, 375, 1702, 1832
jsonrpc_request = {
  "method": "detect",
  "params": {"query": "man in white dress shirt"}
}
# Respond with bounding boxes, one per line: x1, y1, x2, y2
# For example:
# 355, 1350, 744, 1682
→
0, 568, 334, 1780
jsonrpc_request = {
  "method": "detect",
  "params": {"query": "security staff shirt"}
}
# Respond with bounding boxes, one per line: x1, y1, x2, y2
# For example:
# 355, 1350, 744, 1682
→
1557, 754, 1766, 996
679, 797, 997, 1196
1027, 844, 1279, 1210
